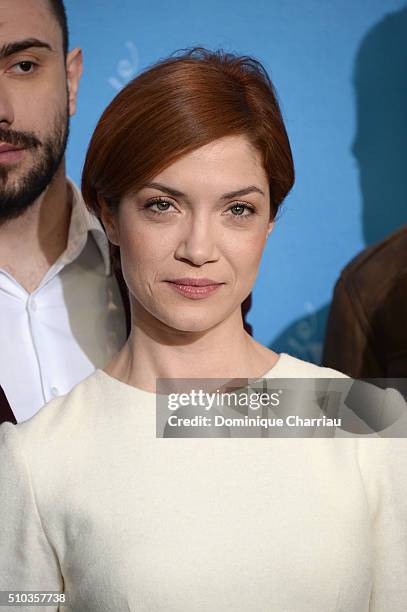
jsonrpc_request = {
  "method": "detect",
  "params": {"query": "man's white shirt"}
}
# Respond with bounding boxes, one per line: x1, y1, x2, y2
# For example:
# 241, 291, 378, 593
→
0, 179, 127, 422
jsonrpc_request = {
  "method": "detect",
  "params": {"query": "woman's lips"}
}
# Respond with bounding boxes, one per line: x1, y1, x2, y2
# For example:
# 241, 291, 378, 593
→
165, 281, 223, 300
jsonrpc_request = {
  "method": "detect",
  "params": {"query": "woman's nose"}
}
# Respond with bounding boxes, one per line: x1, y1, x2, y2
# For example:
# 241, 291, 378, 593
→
174, 216, 219, 266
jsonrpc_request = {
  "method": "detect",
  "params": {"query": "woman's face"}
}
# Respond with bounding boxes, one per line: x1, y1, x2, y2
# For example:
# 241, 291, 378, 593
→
104, 134, 273, 333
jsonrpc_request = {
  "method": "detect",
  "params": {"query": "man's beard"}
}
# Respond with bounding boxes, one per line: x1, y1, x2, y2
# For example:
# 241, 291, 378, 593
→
0, 104, 70, 222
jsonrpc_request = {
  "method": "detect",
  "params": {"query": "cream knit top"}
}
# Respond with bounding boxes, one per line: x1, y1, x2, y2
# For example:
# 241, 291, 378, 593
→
0, 353, 406, 611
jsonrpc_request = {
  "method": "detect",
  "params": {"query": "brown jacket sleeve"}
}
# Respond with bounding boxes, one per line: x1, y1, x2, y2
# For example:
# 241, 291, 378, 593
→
323, 225, 407, 379
322, 276, 382, 378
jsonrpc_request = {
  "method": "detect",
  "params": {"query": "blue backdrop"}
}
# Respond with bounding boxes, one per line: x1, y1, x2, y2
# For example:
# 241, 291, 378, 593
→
66, 0, 407, 363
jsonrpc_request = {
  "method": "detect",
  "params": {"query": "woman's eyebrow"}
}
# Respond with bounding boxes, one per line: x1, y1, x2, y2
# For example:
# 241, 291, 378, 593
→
142, 182, 265, 199
220, 186, 265, 199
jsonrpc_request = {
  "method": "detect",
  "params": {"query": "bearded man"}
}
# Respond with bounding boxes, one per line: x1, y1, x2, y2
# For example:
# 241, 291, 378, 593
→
0, 0, 127, 423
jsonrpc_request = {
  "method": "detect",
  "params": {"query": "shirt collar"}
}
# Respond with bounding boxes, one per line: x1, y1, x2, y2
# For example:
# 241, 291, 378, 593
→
62, 178, 111, 277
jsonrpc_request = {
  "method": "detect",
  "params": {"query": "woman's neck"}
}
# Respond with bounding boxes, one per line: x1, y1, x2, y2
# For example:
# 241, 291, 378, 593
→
104, 308, 279, 393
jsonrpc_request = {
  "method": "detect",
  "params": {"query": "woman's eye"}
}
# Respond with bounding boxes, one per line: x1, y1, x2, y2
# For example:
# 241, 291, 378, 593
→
228, 203, 255, 217
145, 198, 176, 214
10, 61, 36, 74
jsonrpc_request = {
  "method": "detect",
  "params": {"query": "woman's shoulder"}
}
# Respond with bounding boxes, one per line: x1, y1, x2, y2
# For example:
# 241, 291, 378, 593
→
0, 369, 139, 450
267, 353, 349, 378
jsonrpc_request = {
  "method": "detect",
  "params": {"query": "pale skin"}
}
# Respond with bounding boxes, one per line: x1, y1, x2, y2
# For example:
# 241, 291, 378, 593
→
0, 0, 82, 293
102, 134, 280, 390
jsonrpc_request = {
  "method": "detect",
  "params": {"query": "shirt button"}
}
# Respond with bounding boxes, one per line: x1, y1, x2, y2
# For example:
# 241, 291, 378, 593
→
30, 299, 37, 311
51, 386, 59, 397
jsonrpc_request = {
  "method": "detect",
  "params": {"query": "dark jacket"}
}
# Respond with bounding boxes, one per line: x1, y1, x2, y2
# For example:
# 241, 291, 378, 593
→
0, 272, 252, 424
322, 224, 407, 380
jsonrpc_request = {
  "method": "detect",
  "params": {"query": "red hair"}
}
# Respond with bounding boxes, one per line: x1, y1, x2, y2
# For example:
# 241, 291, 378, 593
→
82, 47, 295, 334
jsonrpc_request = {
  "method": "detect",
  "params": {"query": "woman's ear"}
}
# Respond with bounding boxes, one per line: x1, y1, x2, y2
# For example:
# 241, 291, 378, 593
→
99, 197, 120, 246
267, 220, 274, 237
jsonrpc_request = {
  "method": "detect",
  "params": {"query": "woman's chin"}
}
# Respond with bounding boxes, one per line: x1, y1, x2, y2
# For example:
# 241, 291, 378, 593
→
158, 311, 226, 334
134, 297, 240, 334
